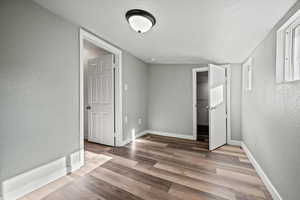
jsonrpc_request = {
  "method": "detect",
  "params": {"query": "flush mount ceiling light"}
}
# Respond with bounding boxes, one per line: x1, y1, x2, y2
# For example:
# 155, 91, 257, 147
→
126, 9, 156, 33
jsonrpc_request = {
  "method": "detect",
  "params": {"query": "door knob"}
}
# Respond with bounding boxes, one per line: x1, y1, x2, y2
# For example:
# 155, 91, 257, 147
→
86, 105, 91, 110
209, 106, 216, 111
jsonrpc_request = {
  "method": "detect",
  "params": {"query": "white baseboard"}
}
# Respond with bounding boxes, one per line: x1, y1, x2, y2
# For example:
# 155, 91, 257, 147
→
241, 142, 282, 200
1, 149, 84, 200
228, 139, 242, 146
146, 130, 195, 140
122, 130, 149, 146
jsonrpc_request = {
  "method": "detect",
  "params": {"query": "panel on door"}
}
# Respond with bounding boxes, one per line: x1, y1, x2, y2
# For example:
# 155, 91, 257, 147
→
87, 55, 114, 146
209, 64, 227, 150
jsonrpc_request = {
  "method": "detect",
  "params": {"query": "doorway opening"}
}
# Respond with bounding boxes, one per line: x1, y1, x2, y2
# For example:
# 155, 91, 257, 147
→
193, 65, 231, 151
79, 29, 123, 165
83, 40, 115, 145
196, 71, 209, 143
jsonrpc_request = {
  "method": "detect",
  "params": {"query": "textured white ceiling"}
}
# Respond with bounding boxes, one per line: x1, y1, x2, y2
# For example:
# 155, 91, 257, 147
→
34, 0, 296, 64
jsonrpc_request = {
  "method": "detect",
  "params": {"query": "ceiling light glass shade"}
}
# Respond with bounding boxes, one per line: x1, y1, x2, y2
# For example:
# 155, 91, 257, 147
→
128, 15, 152, 33
126, 9, 156, 33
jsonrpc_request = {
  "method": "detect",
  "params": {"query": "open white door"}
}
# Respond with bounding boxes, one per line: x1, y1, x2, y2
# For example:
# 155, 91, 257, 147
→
209, 64, 227, 150
86, 55, 115, 146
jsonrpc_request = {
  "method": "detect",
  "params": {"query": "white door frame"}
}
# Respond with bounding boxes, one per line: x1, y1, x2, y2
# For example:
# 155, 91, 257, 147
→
192, 65, 231, 145
79, 28, 123, 165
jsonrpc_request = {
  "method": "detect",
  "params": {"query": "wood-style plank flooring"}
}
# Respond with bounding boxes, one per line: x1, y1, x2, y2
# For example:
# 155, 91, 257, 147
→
20, 134, 272, 200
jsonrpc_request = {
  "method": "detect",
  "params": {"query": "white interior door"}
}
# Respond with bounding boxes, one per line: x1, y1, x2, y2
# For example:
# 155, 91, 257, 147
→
87, 55, 114, 146
209, 64, 227, 150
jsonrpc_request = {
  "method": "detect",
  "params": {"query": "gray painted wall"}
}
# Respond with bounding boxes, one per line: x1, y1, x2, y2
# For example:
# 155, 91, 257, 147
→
241, 2, 300, 199
148, 64, 198, 135
0, 0, 79, 182
230, 64, 242, 140
148, 64, 242, 140
122, 51, 149, 142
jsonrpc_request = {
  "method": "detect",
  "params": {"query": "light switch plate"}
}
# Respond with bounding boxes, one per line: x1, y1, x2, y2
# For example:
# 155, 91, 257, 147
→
138, 118, 142, 125
124, 115, 128, 124
124, 84, 128, 91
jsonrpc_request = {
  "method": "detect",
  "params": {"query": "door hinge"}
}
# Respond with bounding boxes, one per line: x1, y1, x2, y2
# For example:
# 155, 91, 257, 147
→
225, 69, 228, 82
113, 55, 116, 64
113, 55, 116, 69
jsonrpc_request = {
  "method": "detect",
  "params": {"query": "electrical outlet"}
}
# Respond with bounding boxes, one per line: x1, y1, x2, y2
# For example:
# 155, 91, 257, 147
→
138, 118, 142, 125
124, 115, 128, 124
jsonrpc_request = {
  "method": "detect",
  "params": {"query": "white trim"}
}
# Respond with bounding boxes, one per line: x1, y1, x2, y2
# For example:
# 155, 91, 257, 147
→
146, 130, 195, 140
122, 130, 149, 146
1, 149, 83, 200
241, 142, 282, 200
192, 67, 209, 140
79, 28, 85, 166
225, 65, 232, 146
79, 28, 123, 160
227, 140, 241, 146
